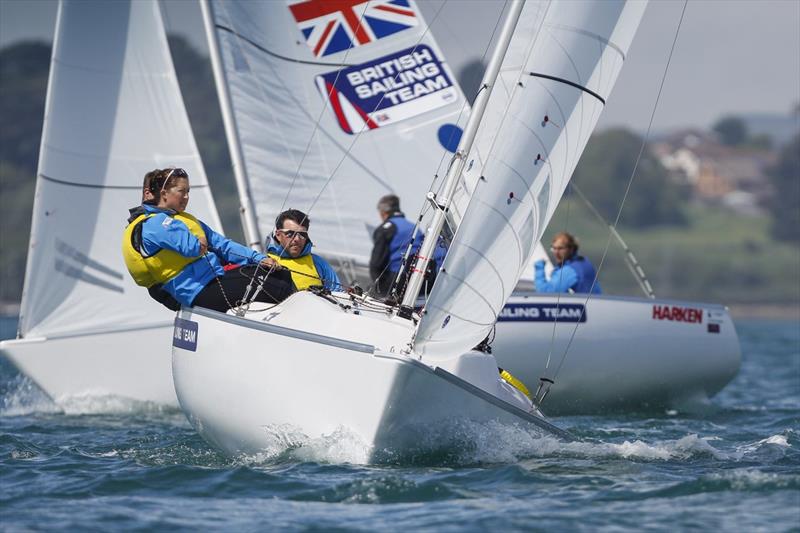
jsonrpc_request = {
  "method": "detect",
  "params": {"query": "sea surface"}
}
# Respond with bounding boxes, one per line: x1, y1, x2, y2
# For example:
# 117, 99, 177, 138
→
1, 317, 798, 531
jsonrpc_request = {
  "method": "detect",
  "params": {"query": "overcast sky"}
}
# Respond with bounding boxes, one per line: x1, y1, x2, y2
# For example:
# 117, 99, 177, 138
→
1, 0, 798, 132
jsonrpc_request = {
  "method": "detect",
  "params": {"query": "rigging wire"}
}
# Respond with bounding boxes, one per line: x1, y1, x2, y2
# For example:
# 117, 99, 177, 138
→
545, 0, 690, 388
419, 0, 553, 345
217, 0, 460, 296
213, 1, 396, 291
302, 2, 452, 215
542, 178, 573, 372
375, 1, 515, 304
569, 183, 655, 298
212, 1, 396, 279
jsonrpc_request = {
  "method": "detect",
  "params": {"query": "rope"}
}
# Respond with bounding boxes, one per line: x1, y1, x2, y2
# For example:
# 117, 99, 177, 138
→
570, 183, 655, 298
200, 247, 329, 317
216, 1, 459, 296
546, 0, 689, 385
389, 1, 513, 308
542, 183, 573, 373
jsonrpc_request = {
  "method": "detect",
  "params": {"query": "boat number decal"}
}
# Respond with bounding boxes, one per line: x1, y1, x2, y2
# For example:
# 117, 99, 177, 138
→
173, 318, 198, 352
498, 303, 586, 323
316, 44, 457, 134
652, 305, 703, 324
442, 315, 451, 329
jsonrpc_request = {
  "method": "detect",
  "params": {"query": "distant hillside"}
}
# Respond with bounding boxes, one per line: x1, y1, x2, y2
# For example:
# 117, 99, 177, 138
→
0, 42, 50, 303
0, 37, 241, 303
739, 112, 799, 147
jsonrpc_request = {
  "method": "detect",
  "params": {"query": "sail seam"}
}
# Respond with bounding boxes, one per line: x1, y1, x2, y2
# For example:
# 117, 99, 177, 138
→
215, 24, 356, 68
40, 174, 209, 190
547, 23, 626, 60
528, 72, 606, 105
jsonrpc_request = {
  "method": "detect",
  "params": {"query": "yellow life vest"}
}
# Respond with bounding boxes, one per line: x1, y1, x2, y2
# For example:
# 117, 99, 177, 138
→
121, 211, 206, 288
268, 252, 322, 291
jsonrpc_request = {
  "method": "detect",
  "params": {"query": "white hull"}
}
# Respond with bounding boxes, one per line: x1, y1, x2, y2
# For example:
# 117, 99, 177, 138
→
0, 293, 740, 414
493, 294, 741, 414
172, 293, 569, 461
0, 325, 178, 407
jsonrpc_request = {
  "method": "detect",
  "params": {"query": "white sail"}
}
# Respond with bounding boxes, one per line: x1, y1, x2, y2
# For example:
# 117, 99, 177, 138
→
204, 0, 468, 270
17, 0, 222, 339
415, 0, 647, 357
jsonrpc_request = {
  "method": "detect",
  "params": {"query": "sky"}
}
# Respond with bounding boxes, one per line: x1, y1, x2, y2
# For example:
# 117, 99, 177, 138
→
1, 0, 798, 133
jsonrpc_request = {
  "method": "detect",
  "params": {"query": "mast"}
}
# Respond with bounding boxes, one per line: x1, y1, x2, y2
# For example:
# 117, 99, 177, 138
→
400, 0, 526, 310
200, 0, 262, 250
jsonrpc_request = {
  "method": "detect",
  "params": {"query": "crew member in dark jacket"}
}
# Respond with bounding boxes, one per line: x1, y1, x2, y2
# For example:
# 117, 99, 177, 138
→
369, 194, 444, 298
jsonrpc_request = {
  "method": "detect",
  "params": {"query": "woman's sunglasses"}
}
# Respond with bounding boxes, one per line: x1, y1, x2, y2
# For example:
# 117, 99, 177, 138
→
160, 167, 188, 193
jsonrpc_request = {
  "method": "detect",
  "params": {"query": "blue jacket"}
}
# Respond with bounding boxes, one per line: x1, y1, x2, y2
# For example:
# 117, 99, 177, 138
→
534, 255, 602, 294
387, 215, 420, 272
369, 212, 448, 296
140, 205, 266, 306
379, 214, 447, 273
266, 240, 342, 291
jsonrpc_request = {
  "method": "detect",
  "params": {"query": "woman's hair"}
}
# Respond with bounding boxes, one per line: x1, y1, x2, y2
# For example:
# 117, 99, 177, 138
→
553, 231, 579, 253
147, 167, 188, 197
141, 170, 158, 204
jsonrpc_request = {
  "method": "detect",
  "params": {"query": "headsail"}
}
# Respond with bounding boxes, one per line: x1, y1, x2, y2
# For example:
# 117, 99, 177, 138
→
415, 0, 647, 357
203, 0, 468, 271
17, 0, 221, 338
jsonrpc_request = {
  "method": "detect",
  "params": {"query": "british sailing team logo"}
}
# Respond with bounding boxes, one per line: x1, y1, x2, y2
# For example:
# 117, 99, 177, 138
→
316, 45, 457, 134
288, 0, 418, 58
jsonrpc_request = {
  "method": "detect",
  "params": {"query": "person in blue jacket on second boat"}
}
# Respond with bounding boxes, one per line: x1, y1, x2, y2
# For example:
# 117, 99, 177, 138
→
534, 232, 602, 294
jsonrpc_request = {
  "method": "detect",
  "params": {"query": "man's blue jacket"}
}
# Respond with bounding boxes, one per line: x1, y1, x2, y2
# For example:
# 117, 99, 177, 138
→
534, 255, 602, 294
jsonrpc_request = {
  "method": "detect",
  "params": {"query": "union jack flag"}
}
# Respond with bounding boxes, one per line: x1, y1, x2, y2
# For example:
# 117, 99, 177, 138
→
288, 0, 418, 58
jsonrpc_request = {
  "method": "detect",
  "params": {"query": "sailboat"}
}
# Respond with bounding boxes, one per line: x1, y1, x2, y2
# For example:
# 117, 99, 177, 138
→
0, 0, 223, 406
496, 271, 741, 414
171, 0, 646, 459
202, 0, 740, 417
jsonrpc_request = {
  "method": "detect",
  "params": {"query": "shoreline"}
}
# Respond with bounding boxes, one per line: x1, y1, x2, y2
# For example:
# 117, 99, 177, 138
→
727, 303, 800, 321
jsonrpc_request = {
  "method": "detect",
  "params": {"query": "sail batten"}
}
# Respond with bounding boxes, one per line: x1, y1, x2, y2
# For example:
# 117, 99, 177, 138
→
415, 0, 647, 358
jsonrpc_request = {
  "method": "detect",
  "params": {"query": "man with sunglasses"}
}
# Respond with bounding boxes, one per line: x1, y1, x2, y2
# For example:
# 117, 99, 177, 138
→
534, 232, 602, 294
266, 209, 341, 291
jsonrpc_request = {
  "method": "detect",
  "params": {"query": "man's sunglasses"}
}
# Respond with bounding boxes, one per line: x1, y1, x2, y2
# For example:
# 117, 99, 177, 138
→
277, 229, 309, 240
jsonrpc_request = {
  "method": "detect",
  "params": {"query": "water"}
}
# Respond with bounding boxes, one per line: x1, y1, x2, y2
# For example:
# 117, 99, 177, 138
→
1, 317, 798, 530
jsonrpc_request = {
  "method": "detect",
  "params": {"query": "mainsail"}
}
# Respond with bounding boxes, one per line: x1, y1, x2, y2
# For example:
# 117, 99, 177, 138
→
203, 0, 468, 271
415, 0, 647, 357
17, 0, 221, 338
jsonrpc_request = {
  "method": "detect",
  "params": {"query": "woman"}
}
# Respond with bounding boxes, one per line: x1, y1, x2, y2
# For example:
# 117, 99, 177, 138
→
122, 167, 295, 311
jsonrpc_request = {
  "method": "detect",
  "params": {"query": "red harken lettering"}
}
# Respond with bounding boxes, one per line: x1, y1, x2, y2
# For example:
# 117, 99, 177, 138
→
652, 305, 703, 324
